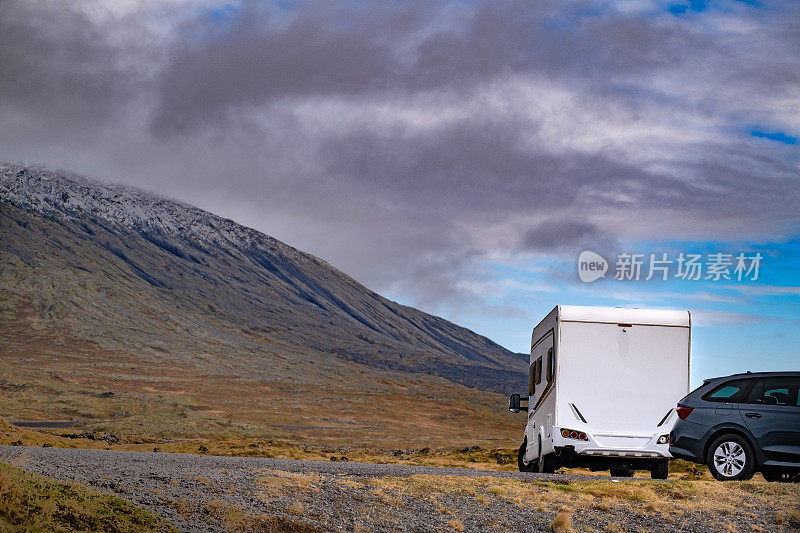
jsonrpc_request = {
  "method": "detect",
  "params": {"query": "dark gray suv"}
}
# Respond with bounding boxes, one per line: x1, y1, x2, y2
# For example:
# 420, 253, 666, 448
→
669, 371, 800, 481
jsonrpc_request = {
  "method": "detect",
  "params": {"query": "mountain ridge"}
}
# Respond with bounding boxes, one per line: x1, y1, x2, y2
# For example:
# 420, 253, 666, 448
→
0, 162, 527, 395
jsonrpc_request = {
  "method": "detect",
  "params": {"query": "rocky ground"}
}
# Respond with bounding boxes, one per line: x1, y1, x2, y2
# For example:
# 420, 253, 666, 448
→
2, 445, 798, 532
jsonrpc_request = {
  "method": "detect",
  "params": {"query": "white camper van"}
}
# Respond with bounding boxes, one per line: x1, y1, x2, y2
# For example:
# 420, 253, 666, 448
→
509, 306, 691, 479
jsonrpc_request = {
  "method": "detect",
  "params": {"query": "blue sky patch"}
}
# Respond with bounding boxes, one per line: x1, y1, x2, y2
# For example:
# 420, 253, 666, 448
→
667, 0, 759, 16
668, 0, 708, 15
207, 4, 239, 24
751, 130, 798, 145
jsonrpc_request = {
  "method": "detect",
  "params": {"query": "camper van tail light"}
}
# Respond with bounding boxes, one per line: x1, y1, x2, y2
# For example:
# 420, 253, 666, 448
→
676, 406, 694, 420
560, 428, 588, 441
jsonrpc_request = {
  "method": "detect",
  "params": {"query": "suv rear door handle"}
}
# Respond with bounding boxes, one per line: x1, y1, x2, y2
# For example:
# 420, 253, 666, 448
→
745, 413, 762, 419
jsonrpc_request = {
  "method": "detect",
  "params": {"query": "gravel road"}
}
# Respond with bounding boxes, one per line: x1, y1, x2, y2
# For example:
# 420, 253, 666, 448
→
0, 446, 790, 533
0, 445, 590, 532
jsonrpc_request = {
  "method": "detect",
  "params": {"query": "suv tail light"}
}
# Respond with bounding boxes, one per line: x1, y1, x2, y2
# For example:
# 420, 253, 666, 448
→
676, 406, 694, 420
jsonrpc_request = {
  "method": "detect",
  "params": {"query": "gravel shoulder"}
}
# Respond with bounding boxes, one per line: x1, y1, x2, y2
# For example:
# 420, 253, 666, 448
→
1, 446, 797, 532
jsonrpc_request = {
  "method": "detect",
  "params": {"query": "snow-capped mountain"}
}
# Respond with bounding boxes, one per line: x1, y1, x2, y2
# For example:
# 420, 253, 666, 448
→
0, 162, 526, 394
1, 163, 309, 262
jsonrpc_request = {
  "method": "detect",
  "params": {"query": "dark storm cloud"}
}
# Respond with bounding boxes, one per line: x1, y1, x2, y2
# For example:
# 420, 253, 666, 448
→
521, 219, 602, 251
0, 2, 143, 128
150, 0, 697, 133
314, 115, 713, 217
1, 0, 799, 313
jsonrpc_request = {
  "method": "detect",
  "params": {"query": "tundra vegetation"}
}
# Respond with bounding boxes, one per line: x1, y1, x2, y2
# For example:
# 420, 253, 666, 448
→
156, 466, 800, 532
0, 459, 173, 532
232, 468, 800, 532
3, 420, 800, 532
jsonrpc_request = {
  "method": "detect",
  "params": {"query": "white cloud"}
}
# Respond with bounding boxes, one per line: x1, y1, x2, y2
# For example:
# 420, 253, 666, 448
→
692, 309, 762, 325
731, 285, 800, 297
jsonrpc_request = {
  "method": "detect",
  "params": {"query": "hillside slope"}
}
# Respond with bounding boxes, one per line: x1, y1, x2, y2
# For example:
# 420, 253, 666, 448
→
0, 164, 525, 391
0, 162, 527, 445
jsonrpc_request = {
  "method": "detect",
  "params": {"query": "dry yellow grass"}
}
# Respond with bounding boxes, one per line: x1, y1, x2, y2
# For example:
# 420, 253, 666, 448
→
447, 518, 465, 531
164, 497, 193, 519
550, 511, 574, 533
287, 501, 306, 516
372, 487, 406, 508
774, 508, 800, 530
203, 499, 319, 532
255, 470, 322, 498
204, 499, 245, 525
323, 472, 799, 532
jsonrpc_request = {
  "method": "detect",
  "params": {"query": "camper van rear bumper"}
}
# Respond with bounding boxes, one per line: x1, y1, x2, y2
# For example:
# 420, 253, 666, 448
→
577, 449, 671, 459
554, 432, 672, 459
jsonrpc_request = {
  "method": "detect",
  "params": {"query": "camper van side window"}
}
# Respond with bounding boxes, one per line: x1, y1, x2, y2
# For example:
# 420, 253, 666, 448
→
529, 363, 535, 395
546, 347, 554, 382
535, 356, 542, 385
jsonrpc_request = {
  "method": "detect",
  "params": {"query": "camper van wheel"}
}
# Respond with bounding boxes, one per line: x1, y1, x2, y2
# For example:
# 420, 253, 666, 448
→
537, 436, 557, 474
518, 439, 535, 472
651, 460, 669, 480
610, 468, 635, 478
538, 453, 557, 474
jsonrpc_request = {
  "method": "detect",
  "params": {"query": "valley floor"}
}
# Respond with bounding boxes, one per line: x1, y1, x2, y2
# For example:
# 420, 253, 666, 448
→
1, 445, 798, 533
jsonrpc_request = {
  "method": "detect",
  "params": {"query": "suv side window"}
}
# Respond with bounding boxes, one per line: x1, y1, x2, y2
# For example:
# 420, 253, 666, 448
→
748, 377, 800, 407
703, 379, 753, 403
744, 379, 764, 404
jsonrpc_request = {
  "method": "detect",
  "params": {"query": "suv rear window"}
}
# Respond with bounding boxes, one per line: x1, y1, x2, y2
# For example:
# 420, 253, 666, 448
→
702, 379, 753, 403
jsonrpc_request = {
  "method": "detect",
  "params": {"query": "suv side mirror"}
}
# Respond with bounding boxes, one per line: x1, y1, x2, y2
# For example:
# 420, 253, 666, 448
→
509, 394, 528, 413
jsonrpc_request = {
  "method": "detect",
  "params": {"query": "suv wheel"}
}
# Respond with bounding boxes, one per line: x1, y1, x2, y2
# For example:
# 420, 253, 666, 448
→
518, 438, 535, 472
706, 434, 756, 481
